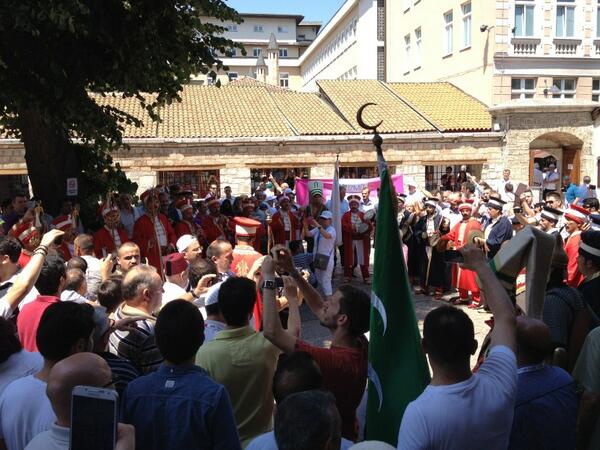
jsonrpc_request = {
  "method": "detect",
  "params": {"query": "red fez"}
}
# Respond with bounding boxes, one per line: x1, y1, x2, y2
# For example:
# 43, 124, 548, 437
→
164, 252, 188, 276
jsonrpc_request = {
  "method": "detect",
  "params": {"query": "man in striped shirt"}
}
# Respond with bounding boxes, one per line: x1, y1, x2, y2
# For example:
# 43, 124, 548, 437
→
109, 265, 163, 374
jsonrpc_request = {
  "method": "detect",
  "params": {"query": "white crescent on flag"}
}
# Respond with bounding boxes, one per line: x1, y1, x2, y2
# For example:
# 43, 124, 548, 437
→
371, 291, 388, 336
368, 363, 384, 412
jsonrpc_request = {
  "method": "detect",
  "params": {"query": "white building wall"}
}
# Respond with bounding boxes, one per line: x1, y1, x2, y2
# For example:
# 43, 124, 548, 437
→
356, 0, 378, 80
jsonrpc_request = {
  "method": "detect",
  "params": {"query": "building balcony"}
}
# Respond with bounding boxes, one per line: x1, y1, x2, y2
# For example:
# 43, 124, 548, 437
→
511, 37, 541, 56
553, 38, 582, 56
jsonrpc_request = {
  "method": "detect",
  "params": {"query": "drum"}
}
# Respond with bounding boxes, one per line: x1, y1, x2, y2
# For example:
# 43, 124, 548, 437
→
357, 222, 370, 234
364, 209, 376, 221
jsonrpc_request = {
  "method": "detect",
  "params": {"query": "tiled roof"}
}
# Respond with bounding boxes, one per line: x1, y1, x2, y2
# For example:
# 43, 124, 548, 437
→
270, 91, 357, 135
317, 80, 435, 134
387, 82, 491, 131
13, 79, 489, 141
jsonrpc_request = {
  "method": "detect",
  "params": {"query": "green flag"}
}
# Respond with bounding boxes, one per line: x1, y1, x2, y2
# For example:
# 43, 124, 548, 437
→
365, 160, 430, 445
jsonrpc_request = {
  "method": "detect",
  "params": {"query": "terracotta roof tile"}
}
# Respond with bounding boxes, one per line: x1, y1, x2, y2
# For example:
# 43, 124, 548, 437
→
387, 82, 491, 131
270, 91, 357, 135
317, 80, 435, 134
90, 93, 157, 138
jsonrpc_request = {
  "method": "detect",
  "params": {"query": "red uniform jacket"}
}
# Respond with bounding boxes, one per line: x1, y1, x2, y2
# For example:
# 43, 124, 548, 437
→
58, 242, 72, 262
271, 210, 300, 245
18, 251, 31, 268
94, 226, 128, 258
565, 231, 584, 287
441, 218, 481, 293
341, 210, 371, 267
231, 245, 264, 330
202, 214, 230, 245
133, 213, 176, 278
174, 220, 198, 239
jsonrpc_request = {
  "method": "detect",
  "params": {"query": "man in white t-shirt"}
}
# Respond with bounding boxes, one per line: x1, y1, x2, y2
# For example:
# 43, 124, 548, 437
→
0, 302, 94, 450
307, 211, 336, 299
398, 244, 517, 450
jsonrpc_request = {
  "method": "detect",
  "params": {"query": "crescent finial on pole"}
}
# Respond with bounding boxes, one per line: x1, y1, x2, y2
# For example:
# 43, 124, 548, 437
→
356, 103, 384, 157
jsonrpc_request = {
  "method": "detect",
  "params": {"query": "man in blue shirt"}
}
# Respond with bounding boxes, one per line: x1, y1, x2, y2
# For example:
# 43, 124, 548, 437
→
509, 317, 577, 450
121, 300, 240, 450
576, 176, 598, 205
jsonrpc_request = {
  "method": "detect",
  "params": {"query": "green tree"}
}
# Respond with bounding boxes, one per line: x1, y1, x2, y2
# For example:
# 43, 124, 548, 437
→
0, 0, 243, 220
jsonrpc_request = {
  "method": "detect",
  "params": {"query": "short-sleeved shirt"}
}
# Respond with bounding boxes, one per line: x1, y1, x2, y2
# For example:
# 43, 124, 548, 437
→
0, 375, 56, 450
295, 336, 368, 442
0, 351, 43, 397
398, 345, 517, 450
109, 304, 163, 374
310, 226, 336, 258
573, 326, 600, 450
196, 326, 280, 447
247, 430, 354, 450
17, 295, 60, 352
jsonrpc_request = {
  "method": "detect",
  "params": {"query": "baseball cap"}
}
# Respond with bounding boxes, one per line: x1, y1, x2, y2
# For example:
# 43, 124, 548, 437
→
319, 211, 333, 220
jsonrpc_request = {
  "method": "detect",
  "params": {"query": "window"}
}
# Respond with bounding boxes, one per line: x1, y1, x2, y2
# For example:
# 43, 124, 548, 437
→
207, 73, 216, 85
251, 168, 309, 192
226, 24, 238, 32
514, 0, 535, 37
462, 2, 472, 48
404, 34, 411, 73
279, 48, 288, 58
158, 170, 220, 199
415, 28, 422, 69
278, 26, 288, 33
298, 34, 306, 40
444, 11, 453, 55
227, 72, 238, 81
511, 78, 535, 99
593, 79, 600, 102
279, 73, 289, 88
556, 0, 575, 37
252, 48, 262, 57
229, 48, 237, 57
254, 25, 264, 32
552, 78, 576, 98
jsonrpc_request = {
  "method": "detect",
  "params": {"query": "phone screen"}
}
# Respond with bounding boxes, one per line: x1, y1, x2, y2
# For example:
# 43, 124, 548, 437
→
71, 390, 117, 450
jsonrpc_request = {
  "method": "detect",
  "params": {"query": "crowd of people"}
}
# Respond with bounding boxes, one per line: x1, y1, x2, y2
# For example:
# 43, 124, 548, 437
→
0, 165, 599, 449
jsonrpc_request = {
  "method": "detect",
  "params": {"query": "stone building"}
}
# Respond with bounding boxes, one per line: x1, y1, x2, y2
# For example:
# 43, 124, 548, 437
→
0, 79, 598, 200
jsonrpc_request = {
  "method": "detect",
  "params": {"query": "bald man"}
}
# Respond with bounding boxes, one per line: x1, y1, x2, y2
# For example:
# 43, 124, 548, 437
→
25, 353, 112, 450
508, 317, 577, 450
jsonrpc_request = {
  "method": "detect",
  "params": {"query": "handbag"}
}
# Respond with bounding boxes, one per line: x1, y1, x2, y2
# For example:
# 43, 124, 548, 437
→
313, 230, 333, 270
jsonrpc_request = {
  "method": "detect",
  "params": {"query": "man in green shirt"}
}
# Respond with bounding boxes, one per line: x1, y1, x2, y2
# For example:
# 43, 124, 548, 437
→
196, 277, 285, 448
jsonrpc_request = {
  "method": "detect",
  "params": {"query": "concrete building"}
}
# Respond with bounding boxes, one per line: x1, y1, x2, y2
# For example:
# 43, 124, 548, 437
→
386, 0, 600, 184
299, 0, 385, 91
198, 13, 321, 90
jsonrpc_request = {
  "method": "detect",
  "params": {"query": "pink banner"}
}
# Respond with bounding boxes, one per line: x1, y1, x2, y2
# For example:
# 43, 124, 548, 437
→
296, 174, 404, 206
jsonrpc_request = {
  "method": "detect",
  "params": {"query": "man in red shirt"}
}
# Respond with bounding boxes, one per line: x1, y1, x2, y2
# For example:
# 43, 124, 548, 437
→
262, 246, 370, 442
17, 253, 66, 351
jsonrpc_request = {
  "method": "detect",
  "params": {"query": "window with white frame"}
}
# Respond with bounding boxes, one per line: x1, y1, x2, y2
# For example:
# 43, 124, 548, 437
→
278, 26, 288, 33
254, 25, 264, 32
404, 34, 411, 73
444, 11, 453, 55
279, 48, 288, 58
556, 0, 575, 37
514, 0, 535, 37
552, 78, 576, 98
227, 72, 238, 81
593, 79, 600, 102
226, 24, 238, 32
252, 48, 262, 57
511, 78, 535, 99
279, 73, 289, 88
207, 74, 217, 85
229, 48, 237, 57
415, 28, 422, 69
462, 2, 472, 48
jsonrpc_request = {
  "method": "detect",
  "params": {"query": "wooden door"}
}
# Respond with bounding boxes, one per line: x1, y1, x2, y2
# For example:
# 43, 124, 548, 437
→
562, 147, 581, 185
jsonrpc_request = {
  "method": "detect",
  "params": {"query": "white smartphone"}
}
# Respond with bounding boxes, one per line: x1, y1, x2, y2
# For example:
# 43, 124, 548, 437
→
70, 385, 118, 450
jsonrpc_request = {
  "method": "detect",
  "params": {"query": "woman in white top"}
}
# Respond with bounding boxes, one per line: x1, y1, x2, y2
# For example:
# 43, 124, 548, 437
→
307, 211, 336, 300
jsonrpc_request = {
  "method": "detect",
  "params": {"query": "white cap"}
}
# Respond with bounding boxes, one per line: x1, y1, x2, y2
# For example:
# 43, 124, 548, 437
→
319, 210, 333, 219
205, 281, 223, 306
176, 234, 197, 253
349, 442, 396, 450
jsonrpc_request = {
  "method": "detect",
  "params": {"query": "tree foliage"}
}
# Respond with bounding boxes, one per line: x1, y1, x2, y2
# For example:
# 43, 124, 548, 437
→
0, 0, 243, 220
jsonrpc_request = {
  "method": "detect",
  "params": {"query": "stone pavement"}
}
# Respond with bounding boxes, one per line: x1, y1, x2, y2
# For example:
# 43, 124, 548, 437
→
300, 264, 491, 368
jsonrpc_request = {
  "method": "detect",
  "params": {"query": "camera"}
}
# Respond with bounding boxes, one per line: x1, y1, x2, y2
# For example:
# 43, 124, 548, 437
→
513, 207, 522, 214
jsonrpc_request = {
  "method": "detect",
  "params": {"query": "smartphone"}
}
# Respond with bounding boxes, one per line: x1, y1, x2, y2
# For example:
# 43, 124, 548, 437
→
444, 250, 464, 263
590, 185, 596, 190
275, 277, 284, 288
53, 235, 63, 246
70, 385, 118, 450
513, 207, 522, 214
